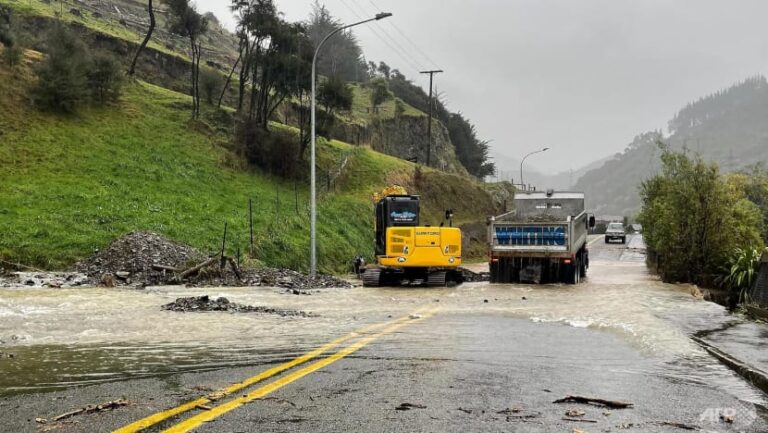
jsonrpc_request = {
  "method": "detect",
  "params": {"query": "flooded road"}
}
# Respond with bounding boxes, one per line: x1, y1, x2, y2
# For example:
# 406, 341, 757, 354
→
1, 234, 768, 431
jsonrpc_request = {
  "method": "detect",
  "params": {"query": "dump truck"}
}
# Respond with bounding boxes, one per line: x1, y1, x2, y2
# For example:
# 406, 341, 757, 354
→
488, 190, 595, 284
362, 194, 463, 287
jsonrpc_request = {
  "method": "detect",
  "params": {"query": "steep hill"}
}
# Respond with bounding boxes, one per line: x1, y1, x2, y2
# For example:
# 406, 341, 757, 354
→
0, 52, 507, 272
574, 76, 768, 216
1, 0, 470, 175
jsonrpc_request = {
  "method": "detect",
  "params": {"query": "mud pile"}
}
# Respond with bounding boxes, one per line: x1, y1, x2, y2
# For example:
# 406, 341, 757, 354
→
75, 232, 205, 285
73, 232, 350, 289
162, 296, 313, 317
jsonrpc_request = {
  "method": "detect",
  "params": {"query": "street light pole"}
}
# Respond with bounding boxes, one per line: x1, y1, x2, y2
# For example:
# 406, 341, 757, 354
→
519, 147, 550, 190
310, 12, 392, 278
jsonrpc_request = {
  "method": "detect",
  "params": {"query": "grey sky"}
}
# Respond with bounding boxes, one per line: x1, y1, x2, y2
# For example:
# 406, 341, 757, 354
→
196, 0, 768, 173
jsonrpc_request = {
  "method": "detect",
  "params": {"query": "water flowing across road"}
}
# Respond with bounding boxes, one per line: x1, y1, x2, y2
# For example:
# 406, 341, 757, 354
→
1, 235, 766, 409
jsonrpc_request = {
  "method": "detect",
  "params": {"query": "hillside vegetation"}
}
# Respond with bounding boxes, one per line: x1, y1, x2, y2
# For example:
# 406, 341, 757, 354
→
0, 54, 503, 272
575, 76, 768, 216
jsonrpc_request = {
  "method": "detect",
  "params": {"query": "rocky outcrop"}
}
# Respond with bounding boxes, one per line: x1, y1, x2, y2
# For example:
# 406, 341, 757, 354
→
329, 114, 467, 175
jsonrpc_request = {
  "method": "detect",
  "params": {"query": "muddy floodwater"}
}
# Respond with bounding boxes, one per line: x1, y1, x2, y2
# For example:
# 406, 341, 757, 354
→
1, 235, 766, 409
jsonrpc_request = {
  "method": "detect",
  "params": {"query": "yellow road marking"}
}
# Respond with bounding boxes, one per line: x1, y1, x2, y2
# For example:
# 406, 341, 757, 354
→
113, 309, 430, 433
161, 308, 438, 433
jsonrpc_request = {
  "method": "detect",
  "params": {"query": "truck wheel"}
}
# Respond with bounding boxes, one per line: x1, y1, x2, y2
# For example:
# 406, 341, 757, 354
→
604, 237, 609, 244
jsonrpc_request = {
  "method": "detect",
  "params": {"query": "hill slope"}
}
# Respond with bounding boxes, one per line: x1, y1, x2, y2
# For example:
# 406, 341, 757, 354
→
0, 54, 504, 272
575, 76, 768, 216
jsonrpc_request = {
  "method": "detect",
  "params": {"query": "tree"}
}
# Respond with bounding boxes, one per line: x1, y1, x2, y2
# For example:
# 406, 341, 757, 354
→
165, 0, 208, 118
200, 68, 223, 105
128, 0, 155, 76
0, 6, 23, 68
33, 25, 90, 112
369, 78, 391, 112
377, 61, 390, 79
306, 1, 367, 82
638, 146, 764, 286
230, 0, 313, 160
446, 112, 495, 178
88, 50, 124, 104
318, 75, 353, 130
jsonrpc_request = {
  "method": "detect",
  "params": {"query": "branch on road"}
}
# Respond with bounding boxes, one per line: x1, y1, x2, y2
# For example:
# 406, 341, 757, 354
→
553, 395, 633, 409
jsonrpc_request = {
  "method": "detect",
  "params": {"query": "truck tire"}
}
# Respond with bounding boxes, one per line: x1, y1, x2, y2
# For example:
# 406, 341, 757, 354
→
564, 259, 580, 285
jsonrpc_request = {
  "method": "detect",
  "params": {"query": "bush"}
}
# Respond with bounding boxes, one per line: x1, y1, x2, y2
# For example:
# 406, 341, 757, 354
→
236, 121, 303, 179
33, 26, 123, 112
369, 77, 391, 111
87, 50, 123, 104
638, 146, 764, 286
33, 25, 90, 112
199, 68, 223, 105
2, 43, 22, 67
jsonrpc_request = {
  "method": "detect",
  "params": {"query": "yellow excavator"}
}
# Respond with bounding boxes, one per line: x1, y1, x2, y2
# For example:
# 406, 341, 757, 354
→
362, 186, 463, 287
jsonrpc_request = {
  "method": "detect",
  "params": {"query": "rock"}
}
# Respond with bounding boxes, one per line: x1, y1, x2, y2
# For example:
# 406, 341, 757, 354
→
115, 271, 130, 279
162, 296, 314, 317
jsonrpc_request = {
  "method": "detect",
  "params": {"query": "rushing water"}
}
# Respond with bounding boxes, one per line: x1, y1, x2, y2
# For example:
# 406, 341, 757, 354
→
0, 235, 766, 407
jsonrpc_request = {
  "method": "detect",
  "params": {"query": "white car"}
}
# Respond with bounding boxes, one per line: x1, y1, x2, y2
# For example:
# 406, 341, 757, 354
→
605, 222, 626, 244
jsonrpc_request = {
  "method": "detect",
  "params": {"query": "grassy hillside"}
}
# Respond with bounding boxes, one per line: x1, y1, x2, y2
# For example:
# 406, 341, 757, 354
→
0, 54, 501, 273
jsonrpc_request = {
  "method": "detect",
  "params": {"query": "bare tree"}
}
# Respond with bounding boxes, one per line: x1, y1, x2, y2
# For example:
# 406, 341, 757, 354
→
128, 0, 155, 76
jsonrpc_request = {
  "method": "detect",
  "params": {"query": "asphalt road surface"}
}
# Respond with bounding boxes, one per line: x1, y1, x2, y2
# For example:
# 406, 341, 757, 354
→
2, 235, 767, 432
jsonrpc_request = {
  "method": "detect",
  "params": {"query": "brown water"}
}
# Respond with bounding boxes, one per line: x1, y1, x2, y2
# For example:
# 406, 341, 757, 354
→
0, 235, 765, 406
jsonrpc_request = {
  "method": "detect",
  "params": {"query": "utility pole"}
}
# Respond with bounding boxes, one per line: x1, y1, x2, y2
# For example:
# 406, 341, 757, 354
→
420, 69, 443, 167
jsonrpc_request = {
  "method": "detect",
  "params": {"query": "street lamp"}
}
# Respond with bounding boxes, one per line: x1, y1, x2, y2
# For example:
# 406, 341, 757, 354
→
519, 147, 550, 190
310, 12, 392, 278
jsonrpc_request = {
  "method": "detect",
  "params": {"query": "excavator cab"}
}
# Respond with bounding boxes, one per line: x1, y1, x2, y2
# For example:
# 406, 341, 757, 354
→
364, 194, 463, 287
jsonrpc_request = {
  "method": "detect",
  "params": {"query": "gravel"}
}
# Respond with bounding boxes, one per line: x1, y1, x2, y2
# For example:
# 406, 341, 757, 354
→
70, 231, 351, 289
161, 296, 314, 317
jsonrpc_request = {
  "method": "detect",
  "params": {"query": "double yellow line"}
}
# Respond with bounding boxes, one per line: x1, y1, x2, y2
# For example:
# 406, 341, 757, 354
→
114, 307, 437, 433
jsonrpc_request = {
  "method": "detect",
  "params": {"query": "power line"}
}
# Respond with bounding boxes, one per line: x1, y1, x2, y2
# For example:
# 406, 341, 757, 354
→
336, 0, 424, 75
366, 0, 441, 69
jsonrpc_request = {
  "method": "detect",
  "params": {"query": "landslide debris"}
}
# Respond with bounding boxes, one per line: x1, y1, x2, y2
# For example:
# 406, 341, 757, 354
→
162, 296, 314, 317
71, 231, 350, 289
75, 231, 204, 286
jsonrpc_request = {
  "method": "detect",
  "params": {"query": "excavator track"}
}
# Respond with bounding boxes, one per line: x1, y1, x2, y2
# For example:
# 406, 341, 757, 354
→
362, 268, 382, 287
427, 270, 447, 287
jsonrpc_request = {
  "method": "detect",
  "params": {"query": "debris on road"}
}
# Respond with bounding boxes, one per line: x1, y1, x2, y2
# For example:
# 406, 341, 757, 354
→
656, 421, 699, 430
0, 272, 89, 288
553, 395, 633, 409
563, 417, 598, 423
69, 232, 351, 289
76, 232, 204, 286
395, 402, 427, 411
47, 399, 129, 422
162, 296, 315, 317
565, 409, 586, 417
459, 267, 490, 282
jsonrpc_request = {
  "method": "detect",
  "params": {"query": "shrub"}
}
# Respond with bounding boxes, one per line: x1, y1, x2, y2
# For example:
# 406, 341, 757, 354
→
638, 146, 764, 285
199, 68, 222, 105
33, 25, 90, 112
236, 121, 303, 179
87, 50, 123, 104
2, 43, 22, 68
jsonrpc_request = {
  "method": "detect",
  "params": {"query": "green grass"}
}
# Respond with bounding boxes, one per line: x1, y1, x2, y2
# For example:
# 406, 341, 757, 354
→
0, 58, 499, 273
333, 82, 424, 127
0, 0, 187, 60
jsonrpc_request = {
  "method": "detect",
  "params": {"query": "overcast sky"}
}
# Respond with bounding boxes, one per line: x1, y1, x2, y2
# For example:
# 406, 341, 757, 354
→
195, 0, 768, 173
